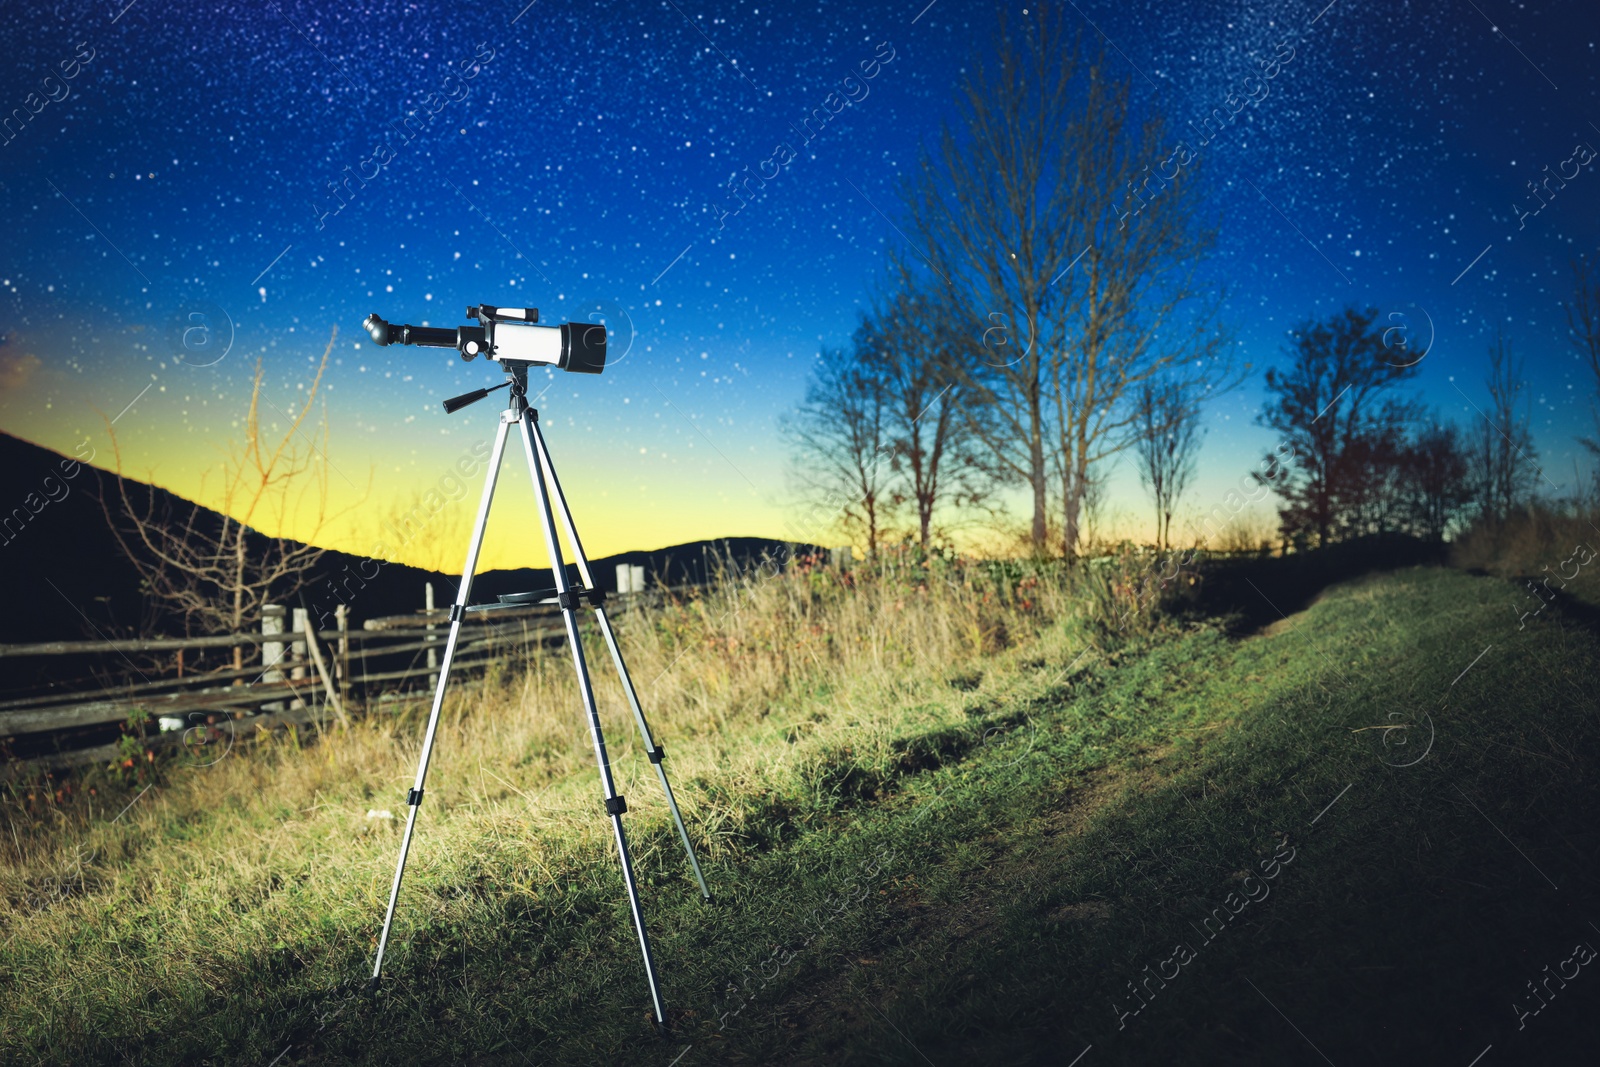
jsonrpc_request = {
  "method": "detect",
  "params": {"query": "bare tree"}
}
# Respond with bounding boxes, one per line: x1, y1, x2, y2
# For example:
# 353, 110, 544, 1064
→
1566, 255, 1600, 490
1469, 329, 1539, 523
376, 491, 468, 574
1255, 307, 1421, 547
1399, 419, 1472, 541
1072, 458, 1115, 554
892, 5, 1235, 559
856, 279, 987, 549
781, 344, 893, 557
1334, 409, 1413, 536
1133, 379, 1204, 549
100, 328, 345, 665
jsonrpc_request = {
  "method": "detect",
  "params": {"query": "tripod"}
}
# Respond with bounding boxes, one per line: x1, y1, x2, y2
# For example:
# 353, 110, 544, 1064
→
368, 362, 711, 1027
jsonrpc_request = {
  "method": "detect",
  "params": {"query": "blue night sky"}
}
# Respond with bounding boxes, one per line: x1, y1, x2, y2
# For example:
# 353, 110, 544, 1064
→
1, 0, 1597, 566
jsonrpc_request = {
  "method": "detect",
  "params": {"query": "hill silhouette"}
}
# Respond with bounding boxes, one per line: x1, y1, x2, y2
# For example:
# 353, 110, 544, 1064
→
0, 429, 811, 665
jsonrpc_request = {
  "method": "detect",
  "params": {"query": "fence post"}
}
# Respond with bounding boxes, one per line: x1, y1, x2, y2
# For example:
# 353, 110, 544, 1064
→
290, 607, 310, 709
300, 618, 348, 728
615, 563, 633, 594
262, 604, 286, 712
631, 564, 644, 593
335, 603, 350, 713
425, 581, 438, 691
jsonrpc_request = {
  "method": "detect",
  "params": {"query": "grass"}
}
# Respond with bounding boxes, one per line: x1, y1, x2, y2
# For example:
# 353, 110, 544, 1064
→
1452, 504, 1600, 601
2, 546, 1598, 1065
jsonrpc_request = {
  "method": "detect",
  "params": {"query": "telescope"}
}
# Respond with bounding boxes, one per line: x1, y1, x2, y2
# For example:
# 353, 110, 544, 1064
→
360, 300, 709, 1029
363, 304, 606, 374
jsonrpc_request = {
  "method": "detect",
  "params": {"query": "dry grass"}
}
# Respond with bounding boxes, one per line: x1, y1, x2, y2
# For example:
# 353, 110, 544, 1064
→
0, 548, 1125, 1060
7, 544, 1598, 1064
1450, 505, 1600, 603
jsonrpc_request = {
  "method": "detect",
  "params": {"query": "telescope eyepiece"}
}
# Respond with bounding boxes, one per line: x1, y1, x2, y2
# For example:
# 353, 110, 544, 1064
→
364, 313, 393, 346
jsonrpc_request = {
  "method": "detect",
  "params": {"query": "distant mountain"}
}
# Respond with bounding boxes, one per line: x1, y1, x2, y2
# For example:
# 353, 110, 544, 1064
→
0, 430, 814, 649
1, 431, 147, 647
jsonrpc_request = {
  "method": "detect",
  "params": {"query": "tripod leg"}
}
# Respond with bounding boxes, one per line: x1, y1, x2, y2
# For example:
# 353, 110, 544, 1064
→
518, 408, 668, 1026
370, 411, 514, 989
590, 616, 711, 900
527, 418, 712, 901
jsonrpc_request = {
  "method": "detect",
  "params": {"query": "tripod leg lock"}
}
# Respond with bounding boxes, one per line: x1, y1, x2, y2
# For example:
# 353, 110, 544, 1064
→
449, 604, 464, 623
604, 795, 628, 816
647, 745, 665, 764
408, 788, 424, 806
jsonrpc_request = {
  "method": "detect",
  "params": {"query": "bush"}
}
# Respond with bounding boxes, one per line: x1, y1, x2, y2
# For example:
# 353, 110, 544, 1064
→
1451, 504, 1600, 580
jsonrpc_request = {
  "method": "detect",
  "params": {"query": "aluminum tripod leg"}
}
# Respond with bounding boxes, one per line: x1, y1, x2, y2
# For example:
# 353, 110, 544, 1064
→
527, 414, 712, 901
517, 406, 668, 1026
370, 408, 514, 988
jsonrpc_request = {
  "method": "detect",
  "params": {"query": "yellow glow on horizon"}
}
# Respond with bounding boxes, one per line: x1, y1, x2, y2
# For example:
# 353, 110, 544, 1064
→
1, 414, 792, 572
2, 343, 1280, 572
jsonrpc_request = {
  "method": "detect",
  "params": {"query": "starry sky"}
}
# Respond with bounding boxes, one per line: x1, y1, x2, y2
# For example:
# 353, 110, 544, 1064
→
0, 0, 1597, 570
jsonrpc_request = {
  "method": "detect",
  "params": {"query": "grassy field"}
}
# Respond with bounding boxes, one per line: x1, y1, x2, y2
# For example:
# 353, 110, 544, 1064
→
3, 546, 1598, 1065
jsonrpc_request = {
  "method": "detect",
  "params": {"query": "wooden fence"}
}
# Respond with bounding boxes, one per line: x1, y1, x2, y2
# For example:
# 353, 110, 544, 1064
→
0, 579, 667, 775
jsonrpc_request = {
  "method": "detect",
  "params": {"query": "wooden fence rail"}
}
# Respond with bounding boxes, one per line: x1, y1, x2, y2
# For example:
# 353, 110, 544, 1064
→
1, 587, 673, 771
